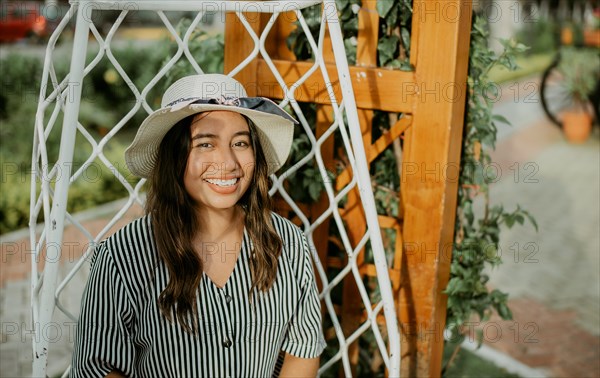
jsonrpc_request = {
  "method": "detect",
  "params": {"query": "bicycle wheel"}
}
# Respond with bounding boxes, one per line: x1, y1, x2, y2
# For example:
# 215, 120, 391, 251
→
589, 78, 600, 127
540, 58, 572, 128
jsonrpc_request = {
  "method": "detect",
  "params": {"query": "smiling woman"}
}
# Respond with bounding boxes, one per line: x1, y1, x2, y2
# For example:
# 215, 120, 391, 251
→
70, 74, 326, 378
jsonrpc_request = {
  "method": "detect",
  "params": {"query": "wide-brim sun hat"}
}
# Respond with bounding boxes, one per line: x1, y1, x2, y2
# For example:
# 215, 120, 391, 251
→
125, 74, 298, 178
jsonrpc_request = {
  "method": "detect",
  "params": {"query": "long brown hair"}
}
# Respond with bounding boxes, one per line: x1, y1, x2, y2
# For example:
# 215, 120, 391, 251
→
145, 113, 282, 333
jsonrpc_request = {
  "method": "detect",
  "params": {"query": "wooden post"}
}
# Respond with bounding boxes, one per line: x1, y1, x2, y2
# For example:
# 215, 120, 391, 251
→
399, 1, 472, 377
224, 12, 263, 95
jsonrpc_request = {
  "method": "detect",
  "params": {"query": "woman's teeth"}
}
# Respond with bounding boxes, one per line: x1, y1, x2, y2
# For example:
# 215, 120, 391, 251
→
205, 178, 238, 187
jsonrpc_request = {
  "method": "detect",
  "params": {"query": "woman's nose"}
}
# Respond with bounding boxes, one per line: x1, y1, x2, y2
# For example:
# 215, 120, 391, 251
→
213, 146, 238, 172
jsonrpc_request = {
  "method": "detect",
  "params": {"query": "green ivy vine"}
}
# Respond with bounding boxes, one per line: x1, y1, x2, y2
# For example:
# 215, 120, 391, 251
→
286, 1, 538, 375
442, 11, 537, 370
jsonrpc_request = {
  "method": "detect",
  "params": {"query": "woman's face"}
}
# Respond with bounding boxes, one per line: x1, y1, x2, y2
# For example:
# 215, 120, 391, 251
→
183, 111, 255, 212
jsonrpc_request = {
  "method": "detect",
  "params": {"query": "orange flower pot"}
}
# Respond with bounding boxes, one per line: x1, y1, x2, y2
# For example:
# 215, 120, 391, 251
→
583, 29, 600, 48
561, 111, 592, 143
561, 27, 574, 45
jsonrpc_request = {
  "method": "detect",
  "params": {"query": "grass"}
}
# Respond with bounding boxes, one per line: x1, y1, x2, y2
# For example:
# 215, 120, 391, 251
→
442, 340, 521, 378
0, 132, 138, 235
488, 52, 554, 84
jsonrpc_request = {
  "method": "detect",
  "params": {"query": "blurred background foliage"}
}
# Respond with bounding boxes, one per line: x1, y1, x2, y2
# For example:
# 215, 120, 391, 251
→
0, 24, 224, 233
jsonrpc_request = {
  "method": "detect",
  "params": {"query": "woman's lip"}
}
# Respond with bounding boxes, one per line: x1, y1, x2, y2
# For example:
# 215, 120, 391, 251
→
203, 178, 240, 194
202, 176, 241, 180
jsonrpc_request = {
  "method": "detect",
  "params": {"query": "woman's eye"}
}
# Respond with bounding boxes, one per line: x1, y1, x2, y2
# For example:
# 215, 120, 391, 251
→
233, 141, 250, 148
196, 142, 212, 149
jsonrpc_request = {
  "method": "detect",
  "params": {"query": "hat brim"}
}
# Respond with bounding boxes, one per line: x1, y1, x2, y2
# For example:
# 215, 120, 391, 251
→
125, 103, 295, 179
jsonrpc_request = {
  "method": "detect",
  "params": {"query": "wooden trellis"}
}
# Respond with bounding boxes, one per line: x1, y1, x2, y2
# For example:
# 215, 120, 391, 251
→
27, 0, 471, 375
30, 1, 402, 376
223, 1, 472, 376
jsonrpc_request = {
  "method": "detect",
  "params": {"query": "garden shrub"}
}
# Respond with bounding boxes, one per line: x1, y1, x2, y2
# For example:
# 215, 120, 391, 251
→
1, 22, 227, 234
0, 47, 161, 234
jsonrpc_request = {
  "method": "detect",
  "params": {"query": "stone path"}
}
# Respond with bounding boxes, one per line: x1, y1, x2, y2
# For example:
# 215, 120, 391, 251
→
0, 205, 144, 377
476, 117, 600, 377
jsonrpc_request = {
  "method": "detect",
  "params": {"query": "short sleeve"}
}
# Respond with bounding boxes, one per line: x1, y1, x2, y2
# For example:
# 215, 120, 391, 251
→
281, 233, 327, 358
71, 242, 136, 377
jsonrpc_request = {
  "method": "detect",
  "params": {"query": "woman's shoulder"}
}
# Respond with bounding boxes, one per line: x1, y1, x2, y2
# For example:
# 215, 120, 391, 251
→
101, 215, 155, 251
92, 215, 159, 282
269, 211, 306, 242
268, 211, 312, 264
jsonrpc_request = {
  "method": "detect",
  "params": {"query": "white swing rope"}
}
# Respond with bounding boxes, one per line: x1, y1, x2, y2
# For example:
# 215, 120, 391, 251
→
29, 2, 401, 377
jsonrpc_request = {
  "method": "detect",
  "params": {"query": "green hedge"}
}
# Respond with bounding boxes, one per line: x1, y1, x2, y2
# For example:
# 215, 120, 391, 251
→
0, 25, 225, 235
0, 46, 163, 234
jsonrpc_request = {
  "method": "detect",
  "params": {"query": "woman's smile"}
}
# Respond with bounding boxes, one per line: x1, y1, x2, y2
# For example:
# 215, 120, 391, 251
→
203, 177, 241, 194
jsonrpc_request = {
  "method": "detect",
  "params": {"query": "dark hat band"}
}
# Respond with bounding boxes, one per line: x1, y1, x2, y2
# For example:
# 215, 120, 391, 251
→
166, 96, 299, 125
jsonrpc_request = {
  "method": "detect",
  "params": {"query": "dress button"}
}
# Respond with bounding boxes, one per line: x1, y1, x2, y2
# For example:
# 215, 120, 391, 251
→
225, 295, 232, 304
222, 338, 232, 348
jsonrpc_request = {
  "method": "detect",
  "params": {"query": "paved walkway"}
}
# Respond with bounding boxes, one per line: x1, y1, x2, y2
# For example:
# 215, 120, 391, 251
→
472, 80, 600, 377
0, 205, 145, 377
478, 119, 600, 377
1, 79, 599, 377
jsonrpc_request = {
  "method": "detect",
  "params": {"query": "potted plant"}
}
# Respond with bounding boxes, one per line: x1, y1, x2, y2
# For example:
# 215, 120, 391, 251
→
557, 47, 600, 143
583, 6, 600, 47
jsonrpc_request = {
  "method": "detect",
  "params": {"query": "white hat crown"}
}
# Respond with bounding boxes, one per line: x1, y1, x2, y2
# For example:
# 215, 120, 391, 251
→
161, 74, 248, 108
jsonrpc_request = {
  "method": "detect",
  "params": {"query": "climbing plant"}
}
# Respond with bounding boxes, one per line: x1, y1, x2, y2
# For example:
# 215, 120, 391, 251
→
286, 1, 538, 375
442, 11, 537, 370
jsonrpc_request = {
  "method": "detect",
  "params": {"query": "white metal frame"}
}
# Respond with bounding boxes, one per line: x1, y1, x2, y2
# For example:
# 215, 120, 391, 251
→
29, 1, 401, 376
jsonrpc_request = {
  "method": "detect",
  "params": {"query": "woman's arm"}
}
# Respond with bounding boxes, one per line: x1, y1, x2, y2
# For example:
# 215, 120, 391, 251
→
71, 242, 136, 377
278, 353, 319, 378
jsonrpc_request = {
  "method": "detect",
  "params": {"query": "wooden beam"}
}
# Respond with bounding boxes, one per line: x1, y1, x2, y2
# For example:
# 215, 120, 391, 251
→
359, 264, 401, 292
224, 12, 264, 95
272, 11, 298, 60
399, 1, 473, 376
357, 0, 380, 68
336, 116, 412, 191
255, 59, 415, 113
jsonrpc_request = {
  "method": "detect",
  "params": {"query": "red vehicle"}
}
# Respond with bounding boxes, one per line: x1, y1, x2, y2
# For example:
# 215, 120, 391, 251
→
0, 1, 48, 43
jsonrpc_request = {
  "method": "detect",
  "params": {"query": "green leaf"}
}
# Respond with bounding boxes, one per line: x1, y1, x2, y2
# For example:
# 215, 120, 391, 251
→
388, 59, 403, 69
464, 201, 474, 225
515, 214, 525, 225
492, 114, 511, 125
376, 0, 395, 18
523, 210, 539, 232
497, 302, 513, 320
399, 60, 413, 71
308, 182, 321, 201
514, 42, 530, 53
377, 35, 399, 66
344, 39, 357, 65
385, 3, 399, 27
444, 277, 460, 294
401, 27, 411, 52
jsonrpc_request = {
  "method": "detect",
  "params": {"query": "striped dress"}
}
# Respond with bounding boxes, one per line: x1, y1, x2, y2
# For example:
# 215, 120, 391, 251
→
71, 212, 326, 377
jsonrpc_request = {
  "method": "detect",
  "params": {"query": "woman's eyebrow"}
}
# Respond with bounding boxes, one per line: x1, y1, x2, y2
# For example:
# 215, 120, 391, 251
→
191, 133, 217, 140
234, 131, 251, 138
191, 130, 251, 140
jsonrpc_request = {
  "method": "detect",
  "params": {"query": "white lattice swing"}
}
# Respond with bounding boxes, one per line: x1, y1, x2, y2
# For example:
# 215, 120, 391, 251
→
29, 1, 401, 376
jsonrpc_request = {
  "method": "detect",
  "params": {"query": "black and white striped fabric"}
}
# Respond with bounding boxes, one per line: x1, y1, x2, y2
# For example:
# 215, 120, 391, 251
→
71, 212, 326, 377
